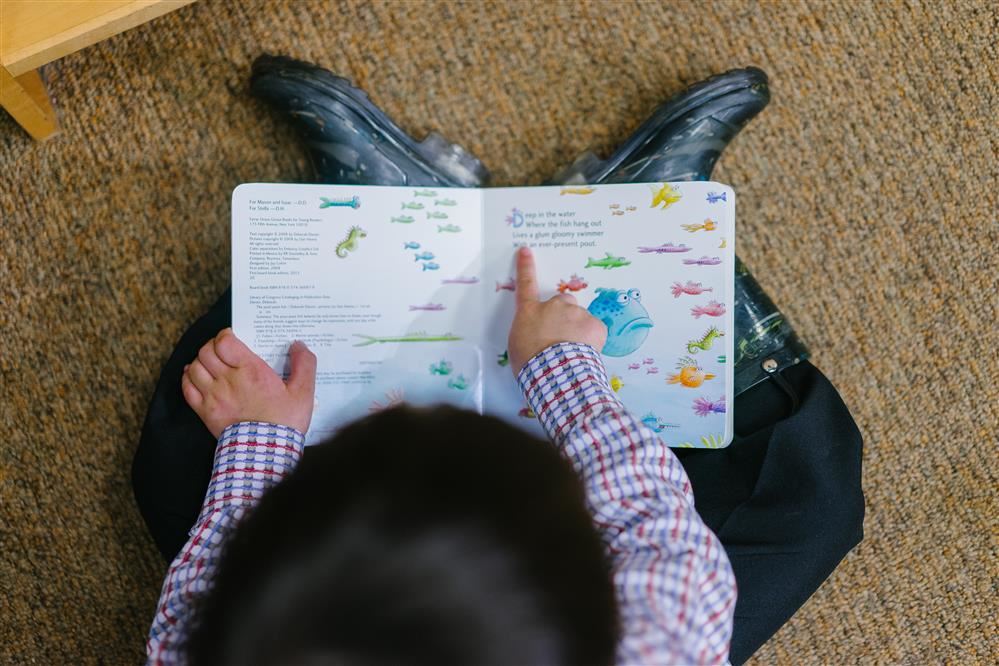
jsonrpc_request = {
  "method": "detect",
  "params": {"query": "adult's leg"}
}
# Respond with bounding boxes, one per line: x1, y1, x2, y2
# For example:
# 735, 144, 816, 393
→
676, 362, 865, 665
132, 289, 231, 561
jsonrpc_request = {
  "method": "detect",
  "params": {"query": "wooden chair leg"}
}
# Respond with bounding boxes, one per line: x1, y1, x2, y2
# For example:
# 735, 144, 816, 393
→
0, 66, 59, 141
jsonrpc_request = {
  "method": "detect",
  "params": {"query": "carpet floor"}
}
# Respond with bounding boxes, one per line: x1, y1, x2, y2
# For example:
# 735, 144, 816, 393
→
1, 0, 996, 662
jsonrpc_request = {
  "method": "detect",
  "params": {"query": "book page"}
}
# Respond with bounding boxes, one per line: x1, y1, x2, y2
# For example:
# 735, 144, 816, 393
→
480, 182, 735, 448
232, 183, 486, 445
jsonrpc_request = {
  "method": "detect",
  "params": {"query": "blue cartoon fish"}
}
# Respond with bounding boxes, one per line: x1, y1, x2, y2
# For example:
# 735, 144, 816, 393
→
706, 191, 727, 203
421, 262, 440, 271
414, 251, 435, 261
586, 288, 653, 357
403, 241, 421, 250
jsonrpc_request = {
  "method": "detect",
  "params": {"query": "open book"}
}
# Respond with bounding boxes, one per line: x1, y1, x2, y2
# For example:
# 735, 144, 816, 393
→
232, 181, 735, 448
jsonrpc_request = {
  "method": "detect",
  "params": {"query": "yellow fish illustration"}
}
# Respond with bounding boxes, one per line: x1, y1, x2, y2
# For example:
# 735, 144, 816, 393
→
650, 183, 682, 210
681, 218, 718, 233
667, 356, 716, 388
560, 186, 596, 195
610, 375, 624, 393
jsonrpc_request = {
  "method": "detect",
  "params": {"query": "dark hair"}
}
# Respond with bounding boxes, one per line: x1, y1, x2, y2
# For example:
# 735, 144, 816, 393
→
186, 405, 618, 666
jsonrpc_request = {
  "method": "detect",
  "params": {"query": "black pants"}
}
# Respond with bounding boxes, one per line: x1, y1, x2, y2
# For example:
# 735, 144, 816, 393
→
133, 289, 864, 665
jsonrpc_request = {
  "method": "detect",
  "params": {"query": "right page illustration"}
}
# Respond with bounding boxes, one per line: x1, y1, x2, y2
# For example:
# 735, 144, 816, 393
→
480, 182, 735, 448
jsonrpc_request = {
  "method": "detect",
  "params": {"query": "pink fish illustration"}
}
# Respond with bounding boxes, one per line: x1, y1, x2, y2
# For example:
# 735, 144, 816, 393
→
642, 357, 654, 365
692, 396, 727, 417
646, 367, 660, 374
683, 255, 723, 266
637, 242, 692, 254
409, 303, 446, 311
557, 274, 588, 293
627, 363, 641, 370
495, 278, 516, 292
671, 281, 714, 298
691, 300, 726, 318
442, 276, 480, 284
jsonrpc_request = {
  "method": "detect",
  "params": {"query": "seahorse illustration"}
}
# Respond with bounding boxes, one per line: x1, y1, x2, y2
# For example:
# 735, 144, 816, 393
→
335, 226, 367, 258
687, 326, 724, 353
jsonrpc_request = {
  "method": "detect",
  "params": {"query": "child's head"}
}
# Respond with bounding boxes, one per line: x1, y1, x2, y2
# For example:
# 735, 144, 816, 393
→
186, 405, 618, 665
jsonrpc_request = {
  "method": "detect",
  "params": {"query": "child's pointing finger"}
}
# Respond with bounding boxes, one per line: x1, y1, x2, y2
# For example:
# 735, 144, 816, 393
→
515, 247, 540, 305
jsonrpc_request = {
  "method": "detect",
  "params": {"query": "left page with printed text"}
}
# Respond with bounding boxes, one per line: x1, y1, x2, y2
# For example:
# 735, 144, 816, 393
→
232, 183, 486, 445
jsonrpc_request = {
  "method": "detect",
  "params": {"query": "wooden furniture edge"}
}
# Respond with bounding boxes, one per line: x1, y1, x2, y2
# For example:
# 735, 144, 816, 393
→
0, 66, 59, 140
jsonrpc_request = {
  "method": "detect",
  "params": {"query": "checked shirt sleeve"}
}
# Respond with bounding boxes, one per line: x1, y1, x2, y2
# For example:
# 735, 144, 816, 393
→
518, 343, 737, 665
145, 422, 305, 665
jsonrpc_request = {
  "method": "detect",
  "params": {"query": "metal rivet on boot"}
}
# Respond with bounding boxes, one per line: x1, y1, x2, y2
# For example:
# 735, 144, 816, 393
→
762, 358, 778, 373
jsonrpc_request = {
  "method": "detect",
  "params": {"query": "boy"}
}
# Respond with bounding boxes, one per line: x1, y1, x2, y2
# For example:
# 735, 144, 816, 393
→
146, 247, 737, 664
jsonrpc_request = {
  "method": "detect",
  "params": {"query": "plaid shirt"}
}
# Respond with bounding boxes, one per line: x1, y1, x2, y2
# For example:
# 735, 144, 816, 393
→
146, 342, 735, 664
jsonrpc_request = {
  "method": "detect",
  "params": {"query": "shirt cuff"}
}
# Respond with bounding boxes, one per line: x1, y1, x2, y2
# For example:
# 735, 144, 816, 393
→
192, 421, 305, 529
516, 342, 623, 445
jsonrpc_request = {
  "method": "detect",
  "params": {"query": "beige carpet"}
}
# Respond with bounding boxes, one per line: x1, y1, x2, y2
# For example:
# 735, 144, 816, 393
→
1, 0, 996, 662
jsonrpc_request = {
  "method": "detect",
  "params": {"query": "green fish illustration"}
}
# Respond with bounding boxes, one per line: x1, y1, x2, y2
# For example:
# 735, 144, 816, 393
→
353, 332, 463, 347
429, 360, 453, 376
585, 252, 631, 269
402, 201, 425, 210
391, 215, 415, 224
448, 374, 469, 390
497, 350, 509, 367
687, 326, 724, 354
437, 224, 461, 233
427, 211, 449, 220
414, 189, 438, 197
435, 198, 457, 206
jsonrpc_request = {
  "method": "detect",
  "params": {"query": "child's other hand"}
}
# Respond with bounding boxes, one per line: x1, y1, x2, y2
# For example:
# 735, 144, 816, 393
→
508, 246, 607, 374
181, 328, 317, 439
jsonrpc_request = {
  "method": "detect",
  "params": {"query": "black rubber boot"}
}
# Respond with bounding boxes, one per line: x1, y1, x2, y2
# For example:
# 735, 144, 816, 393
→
251, 54, 490, 188
550, 67, 808, 397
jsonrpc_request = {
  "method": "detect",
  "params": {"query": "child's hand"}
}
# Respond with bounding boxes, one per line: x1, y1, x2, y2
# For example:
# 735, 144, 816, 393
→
181, 328, 317, 439
508, 246, 607, 374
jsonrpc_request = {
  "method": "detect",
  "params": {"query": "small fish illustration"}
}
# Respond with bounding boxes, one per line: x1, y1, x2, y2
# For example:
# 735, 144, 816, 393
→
719, 238, 727, 248
706, 191, 727, 203
435, 198, 457, 206
642, 358, 654, 365
495, 278, 516, 292
671, 281, 714, 298
611, 210, 625, 216
368, 388, 405, 412
683, 256, 723, 266
650, 183, 682, 210
320, 195, 361, 209
668, 356, 716, 388
637, 242, 692, 254
626, 205, 637, 211
438, 223, 461, 233
403, 241, 421, 249
627, 363, 641, 370
610, 375, 624, 393
692, 396, 727, 417
518, 407, 536, 419
690, 300, 726, 318
585, 252, 630, 269
716, 355, 726, 364
409, 303, 445, 311
442, 276, 479, 285
557, 274, 588, 293
427, 211, 449, 220
421, 262, 440, 271
609, 203, 621, 209
414, 189, 437, 197
681, 219, 718, 233
414, 251, 435, 261
448, 374, 469, 390
497, 350, 509, 367
429, 360, 453, 376
353, 332, 462, 347
646, 367, 659, 375
391, 215, 415, 224
641, 412, 668, 433
687, 326, 724, 353
402, 201, 425, 210
560, 186, 596, 195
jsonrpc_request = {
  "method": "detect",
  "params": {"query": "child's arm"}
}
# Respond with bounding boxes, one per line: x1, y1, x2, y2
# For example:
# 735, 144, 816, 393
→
510, 248, 737, 665
145, 330, 316, 664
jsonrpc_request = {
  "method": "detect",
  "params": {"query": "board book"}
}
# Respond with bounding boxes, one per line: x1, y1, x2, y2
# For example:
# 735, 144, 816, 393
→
232, 181, 735, 448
